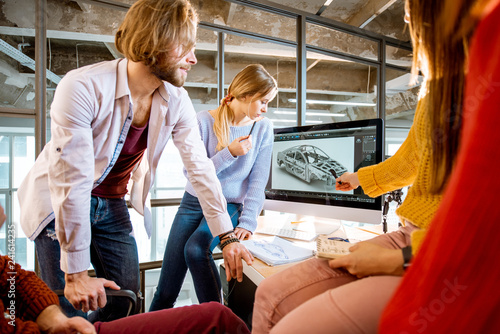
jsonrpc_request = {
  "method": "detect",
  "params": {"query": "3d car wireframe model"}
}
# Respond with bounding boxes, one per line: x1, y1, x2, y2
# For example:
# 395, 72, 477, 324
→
277, 145, 348, 186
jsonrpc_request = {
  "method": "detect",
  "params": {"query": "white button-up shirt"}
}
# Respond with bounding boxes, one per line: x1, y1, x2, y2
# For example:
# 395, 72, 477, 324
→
18, 59, 232, 273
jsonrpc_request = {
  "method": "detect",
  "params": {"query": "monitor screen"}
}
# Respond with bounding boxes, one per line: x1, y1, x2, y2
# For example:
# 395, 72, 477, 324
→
264, 118, 383, 224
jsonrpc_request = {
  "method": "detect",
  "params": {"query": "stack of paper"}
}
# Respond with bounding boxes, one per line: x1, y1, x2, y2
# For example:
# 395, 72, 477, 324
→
242, 237, 314, 266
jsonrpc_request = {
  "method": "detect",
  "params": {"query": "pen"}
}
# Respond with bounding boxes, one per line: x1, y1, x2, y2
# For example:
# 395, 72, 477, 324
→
328, 237, 349, 242
330, 169, 342, 185
248, 121, 256, 136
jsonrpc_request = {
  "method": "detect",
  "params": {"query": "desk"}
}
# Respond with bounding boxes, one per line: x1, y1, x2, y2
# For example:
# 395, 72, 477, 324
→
220, 215, 390, 329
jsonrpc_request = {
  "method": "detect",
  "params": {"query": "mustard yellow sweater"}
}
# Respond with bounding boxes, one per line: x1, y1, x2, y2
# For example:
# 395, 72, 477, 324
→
357, 98, 441, 253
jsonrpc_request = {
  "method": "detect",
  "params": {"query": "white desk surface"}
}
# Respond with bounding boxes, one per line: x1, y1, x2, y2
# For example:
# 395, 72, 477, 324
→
241, 214, 398, 285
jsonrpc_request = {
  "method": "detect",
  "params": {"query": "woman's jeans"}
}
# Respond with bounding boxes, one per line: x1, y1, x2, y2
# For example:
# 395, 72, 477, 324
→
34, 196, 140, 322
149, 192, 242, 311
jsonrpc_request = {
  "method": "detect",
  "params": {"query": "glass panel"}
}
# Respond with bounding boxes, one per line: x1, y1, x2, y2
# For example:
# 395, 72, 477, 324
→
187, 47, 218, 112
0, 0, 36, 111
0, 118, 35, 269
13, 136, 35, 188
0, 193, 6, 255
41, 1, 127, 116
152, 205, 179, 261
302, 50, 377, 124
0, 136, 9, 188
44, 37, 117, 113
306, 22, 378, 60
129, 205, 179, 263
195, 0, 296, 42
385, 67, 421, 155
362, 0, 409, 42
153, 142, 186, 199
129, 208, 151, 263
225, 34, 297, 127
386, 45, 412, 70
12, 190, 34, 269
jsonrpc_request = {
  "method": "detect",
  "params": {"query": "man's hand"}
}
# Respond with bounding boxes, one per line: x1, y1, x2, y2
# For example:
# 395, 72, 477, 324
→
234, 227, 252, 240
36, 304, 96, 334
64, 271, 120, 312
228, 135, 252, 157
336, 172, 360, 191
328, 242, 405, 278
223, 242, 254, 282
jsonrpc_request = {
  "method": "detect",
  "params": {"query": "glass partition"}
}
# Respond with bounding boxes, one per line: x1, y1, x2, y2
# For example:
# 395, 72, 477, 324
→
386, 45, 412, 69
385, 67, 420, 155
224, 34, 297, 127
195, 0, 296, 42
306, 22, 378, 60
0, 117, 35, 269
303, 50, 377, 124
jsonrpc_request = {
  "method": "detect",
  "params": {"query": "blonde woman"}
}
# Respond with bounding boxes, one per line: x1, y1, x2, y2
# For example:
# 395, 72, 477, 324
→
150, 64, 277, 310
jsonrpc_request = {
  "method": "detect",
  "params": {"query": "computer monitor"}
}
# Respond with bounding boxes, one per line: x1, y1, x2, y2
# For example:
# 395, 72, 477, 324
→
264, 118, 383, 224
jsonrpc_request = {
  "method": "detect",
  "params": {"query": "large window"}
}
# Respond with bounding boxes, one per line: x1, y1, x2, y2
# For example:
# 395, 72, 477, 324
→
0, 117, 35, 269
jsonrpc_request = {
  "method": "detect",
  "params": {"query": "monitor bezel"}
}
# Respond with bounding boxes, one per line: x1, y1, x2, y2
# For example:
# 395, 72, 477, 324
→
264, 118, 384, 223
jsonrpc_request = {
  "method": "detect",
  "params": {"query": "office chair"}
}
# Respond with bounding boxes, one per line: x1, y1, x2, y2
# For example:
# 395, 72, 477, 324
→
54, 288, 137, 317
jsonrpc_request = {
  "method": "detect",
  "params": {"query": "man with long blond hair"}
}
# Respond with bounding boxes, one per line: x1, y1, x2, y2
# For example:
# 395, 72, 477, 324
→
18, 0, 252, 322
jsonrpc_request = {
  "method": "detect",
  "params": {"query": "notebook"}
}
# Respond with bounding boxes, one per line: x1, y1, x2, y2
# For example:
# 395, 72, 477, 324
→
242, 237, 314, 266
315, 235, 351, 259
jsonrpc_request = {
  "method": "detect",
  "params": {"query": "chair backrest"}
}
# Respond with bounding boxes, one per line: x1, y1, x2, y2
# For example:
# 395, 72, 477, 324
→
53, 289, 137, 317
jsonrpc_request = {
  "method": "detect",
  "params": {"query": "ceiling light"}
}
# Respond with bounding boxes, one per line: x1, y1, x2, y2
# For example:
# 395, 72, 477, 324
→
273, 111, 295, 115
273, 110, 344, 117
305, 120, 323, 124
307, 112, 344, 117
324, 0, 334, 6
268, 119, 297, 123
288, 98, 376, 107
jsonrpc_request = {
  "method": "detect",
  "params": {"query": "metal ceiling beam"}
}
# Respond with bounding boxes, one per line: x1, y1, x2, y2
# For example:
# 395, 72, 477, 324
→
0, 26, 115, 43
0, 39, 60, 84
347, 0, 399, 28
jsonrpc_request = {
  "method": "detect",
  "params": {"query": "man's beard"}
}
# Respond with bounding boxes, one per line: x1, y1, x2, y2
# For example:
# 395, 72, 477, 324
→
150, 62, 188, 87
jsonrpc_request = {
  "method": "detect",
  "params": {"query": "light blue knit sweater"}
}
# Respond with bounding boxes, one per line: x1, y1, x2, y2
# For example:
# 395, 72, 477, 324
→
184, 110, 274, 233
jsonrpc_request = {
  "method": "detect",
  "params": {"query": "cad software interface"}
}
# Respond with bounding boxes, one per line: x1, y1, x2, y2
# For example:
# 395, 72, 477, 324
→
266, 123, 380, 209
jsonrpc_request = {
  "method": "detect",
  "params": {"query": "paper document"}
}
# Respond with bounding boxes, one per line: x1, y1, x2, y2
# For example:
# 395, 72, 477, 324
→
315, 235, 351, 259
242, 237, 314, 266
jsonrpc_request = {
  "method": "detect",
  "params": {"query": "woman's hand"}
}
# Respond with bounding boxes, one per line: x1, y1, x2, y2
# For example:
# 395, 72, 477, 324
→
36, 304, 96, 334
336, 172, 360, 191
234, 227, 252, 240
328, 242, 405, 278
228, 135, 252, 157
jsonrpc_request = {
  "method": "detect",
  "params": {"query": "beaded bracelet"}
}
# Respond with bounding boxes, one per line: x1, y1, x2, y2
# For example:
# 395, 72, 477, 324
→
220, 237, 240, 250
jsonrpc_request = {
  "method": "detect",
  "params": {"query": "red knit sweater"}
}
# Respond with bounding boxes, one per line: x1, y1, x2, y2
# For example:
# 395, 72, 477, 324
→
0, 255, 59, 333
379, 2, 500, 332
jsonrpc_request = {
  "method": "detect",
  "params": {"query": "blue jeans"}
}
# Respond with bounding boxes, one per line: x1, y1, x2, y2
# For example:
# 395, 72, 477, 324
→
149, 192, 242, 311
35, 196, 140, 322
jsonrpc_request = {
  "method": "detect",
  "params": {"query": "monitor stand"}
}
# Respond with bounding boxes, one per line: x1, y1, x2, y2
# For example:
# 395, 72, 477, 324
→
281, 214, 342, 235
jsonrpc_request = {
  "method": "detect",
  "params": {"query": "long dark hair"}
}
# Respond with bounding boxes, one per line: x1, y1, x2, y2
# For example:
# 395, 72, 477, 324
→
406, 0, 478, 193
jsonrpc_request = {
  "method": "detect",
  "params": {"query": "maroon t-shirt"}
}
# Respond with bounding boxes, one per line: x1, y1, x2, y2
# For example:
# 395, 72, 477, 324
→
91, 123, 148, 198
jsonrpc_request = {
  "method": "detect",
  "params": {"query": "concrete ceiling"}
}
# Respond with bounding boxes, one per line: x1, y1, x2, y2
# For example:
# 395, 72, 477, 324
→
0, 0, 415, 126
